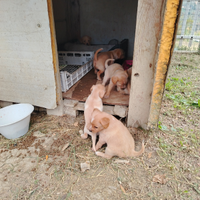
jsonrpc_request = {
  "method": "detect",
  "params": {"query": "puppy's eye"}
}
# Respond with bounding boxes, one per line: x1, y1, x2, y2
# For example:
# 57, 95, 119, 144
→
94, 126, 98, 129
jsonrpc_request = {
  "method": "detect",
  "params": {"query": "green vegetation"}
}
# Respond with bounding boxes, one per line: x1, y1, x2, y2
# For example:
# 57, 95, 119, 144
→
165, 77, 200, 110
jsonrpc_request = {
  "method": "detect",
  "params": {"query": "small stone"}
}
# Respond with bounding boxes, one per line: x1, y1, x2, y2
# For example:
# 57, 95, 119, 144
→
73, 121, 78, 126
153, 174, 167, 184
113, 159, 129, 164
80, 161, 90, 172
61, 143, 70, 152
33, 131, 45, 138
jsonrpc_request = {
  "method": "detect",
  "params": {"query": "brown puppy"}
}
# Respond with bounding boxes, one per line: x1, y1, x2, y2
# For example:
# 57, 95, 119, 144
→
102, 59, 129, 98
93, 48, 124, 81
81, 84, 106, 151
79, 35, 92, 45
117, 67, 132, 95
88, 109, 145, 159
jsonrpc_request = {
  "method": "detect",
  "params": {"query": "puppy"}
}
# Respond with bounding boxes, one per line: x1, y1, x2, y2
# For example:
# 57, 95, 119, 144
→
102, 59, 129, 98
117, 67, 132, 95
93, 48, 124, 81
81, 84, 106, 151
79, 35, 92, 45
88, 109, 145, 159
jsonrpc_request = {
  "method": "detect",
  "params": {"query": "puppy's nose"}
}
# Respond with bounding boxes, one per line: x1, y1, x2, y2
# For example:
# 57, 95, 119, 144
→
89, 129, 92, 132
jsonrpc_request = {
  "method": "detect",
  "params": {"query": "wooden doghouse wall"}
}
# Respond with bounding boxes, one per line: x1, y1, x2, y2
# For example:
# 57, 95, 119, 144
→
52, 0, 138, 58
52, 0, 80, 45
79, 0, 138, 58
0, 0, 58, 109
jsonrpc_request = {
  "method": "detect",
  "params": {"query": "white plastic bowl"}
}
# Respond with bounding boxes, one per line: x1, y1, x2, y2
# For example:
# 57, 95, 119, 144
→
0, 103, 34, 139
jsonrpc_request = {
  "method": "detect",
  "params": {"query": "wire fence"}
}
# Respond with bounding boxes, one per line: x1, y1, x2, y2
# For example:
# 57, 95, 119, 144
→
174, 0, 200, 52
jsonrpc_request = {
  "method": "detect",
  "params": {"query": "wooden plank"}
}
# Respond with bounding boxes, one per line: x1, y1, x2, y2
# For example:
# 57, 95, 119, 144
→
148, 0, 182, 128
62, 70, 129, 106
63, 99, 128, 118
0, 0, 57, 109
127, 0, 166, 128
47, 0, 63, 106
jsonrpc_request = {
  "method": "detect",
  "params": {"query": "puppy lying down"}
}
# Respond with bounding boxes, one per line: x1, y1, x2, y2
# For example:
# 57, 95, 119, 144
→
88, 109, 145, 159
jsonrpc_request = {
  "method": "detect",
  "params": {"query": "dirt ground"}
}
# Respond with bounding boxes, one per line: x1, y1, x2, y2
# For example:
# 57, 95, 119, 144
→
0, 53, 200, 200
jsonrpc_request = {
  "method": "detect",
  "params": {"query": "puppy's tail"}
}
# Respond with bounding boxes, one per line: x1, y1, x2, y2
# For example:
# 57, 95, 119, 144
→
94, 48, 103, 62
105, 58, 115, 69
132, 140, 145, 157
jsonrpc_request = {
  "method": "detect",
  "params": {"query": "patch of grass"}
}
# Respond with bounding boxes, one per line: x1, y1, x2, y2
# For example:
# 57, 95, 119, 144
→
172, 64, 195, 70
165, 77, 200, 110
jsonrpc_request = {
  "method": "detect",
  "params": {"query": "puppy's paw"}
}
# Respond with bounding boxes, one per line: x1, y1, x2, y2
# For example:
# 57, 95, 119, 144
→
97, 77, 102, 81
79, 130, 83, 135
95, 151, 101, 156
91, 147, 96, 152
81, 132, 88, 139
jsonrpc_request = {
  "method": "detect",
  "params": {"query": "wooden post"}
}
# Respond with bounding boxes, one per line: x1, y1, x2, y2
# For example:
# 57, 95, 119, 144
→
47, 0, 64, 116
127, 0, 182, 129
127, 0, 166, 129
148, 0, 182, 128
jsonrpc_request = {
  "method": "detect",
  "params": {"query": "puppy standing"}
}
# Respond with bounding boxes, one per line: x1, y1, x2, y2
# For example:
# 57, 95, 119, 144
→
81, 84, 106, 151
117, 67, 132, 95
93, 48, 124, 81
102, 59, 129, 98
89, 109, 145, 159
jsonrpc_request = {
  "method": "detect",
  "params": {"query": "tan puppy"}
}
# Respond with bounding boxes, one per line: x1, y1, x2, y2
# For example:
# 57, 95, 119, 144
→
88, 109, 145, 159
81, 84, 106, 151
79, 35, 92, 45
93, 48, 124, 81
117, 67, 132, 95
102, 59, 129, 98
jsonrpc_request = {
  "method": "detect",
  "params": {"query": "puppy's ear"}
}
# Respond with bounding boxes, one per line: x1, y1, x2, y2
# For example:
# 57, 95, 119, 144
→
118, 49, 124, 59
93, 108, 101, 115
93, 60, 96, 67
112, 77, 118, 85
100, 117, 110, 129
107, 59, 114, 66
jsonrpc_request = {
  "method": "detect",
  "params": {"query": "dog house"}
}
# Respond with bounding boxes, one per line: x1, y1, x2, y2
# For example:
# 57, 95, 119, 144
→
0, 0, 182, 129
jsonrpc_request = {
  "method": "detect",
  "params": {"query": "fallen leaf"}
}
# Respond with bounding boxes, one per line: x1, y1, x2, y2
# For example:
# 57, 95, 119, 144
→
74, 122, 78, 127
79, 130, 83, 135
80, 161, 90, 172
120, 185, 128, 195
33, 131, 45, 138
62, 143, 70, 152
46, 155, 48, 161
148, 152, 152, 158
114, 159, 129, 164
153, 174, 167, 184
